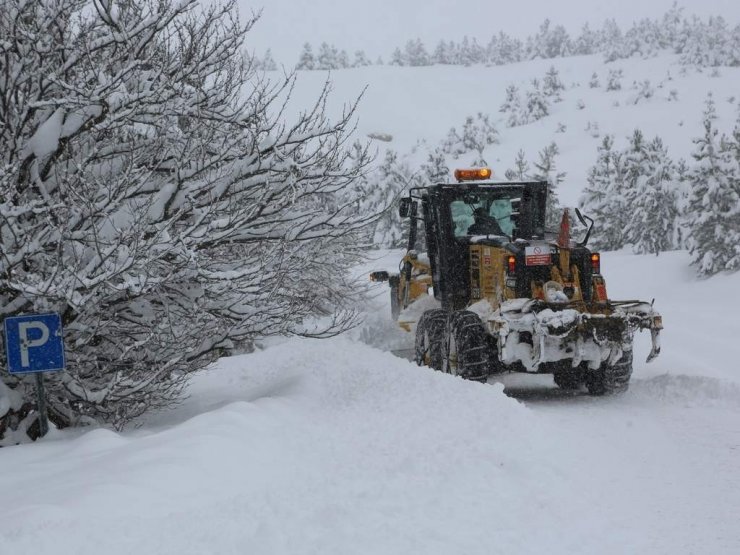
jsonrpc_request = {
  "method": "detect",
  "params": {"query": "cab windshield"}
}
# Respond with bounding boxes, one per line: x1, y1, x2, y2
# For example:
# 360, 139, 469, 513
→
450, 190, 521, 239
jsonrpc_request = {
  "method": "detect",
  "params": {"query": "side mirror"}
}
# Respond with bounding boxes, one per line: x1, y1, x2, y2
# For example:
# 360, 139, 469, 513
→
370, 271, 390, 282
574, 208, 595, 247
399, 197, 411, 218
574, 207, 588, 226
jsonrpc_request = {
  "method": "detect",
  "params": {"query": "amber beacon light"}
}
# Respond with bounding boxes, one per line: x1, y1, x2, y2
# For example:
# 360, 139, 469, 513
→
454, 167, 492, 182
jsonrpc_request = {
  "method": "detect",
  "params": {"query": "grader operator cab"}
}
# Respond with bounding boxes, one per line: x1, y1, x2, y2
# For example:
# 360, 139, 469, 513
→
370, 168, 662, 395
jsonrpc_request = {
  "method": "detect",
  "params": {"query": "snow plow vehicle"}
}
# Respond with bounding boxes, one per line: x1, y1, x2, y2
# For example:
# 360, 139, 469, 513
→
370, 168, 662, 394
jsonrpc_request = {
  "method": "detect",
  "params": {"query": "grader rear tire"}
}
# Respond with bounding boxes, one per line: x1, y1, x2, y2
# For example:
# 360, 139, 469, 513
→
586, 349, 633, 395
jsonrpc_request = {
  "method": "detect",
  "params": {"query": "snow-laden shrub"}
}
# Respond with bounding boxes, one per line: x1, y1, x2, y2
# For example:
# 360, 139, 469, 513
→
0, 0, 374, 437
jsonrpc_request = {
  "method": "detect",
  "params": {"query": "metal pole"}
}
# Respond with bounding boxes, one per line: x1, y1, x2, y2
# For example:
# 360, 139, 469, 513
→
35, 372, 49, 437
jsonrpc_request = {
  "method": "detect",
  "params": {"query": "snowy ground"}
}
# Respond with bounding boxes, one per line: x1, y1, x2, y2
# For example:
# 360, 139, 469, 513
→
1, 247, 739, 554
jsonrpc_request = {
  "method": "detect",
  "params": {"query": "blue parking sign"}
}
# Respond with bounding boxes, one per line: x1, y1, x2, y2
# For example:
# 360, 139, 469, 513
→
4, 313, 66, 374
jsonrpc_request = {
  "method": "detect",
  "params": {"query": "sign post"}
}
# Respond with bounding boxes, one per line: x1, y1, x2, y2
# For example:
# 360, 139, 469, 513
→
3, 313, 66, 438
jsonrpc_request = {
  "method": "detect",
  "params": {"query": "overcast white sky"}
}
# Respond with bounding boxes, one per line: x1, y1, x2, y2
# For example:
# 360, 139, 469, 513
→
235, 0, 740, 64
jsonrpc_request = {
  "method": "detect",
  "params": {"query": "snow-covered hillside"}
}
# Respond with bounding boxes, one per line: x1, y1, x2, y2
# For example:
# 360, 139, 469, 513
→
286, 53, 740, 206
1, 248, 739, 554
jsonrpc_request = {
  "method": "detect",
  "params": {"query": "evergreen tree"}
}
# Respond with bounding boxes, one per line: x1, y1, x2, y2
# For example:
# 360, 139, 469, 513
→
260, 49, 277, 71
589, 72, 600, 88
442, 113, 498, 162
317, 42, 338, 70
686, 97, 740, 274
529, 19, 572, 59
606, 68, 623, 91
532, 142, 566, 229
601, 18, 625, 62
573, 23, 597, 55
405, 39, 430, 66
499, 85, 524, 127
660, 2, 685, 50
421, 148, 451, 184
525, 79, 550, 122
296, 42, 315, 70
505, 149, 531, 181
624, 137, 679, 254
337, 49, 350, 68
543, 66, 565, 100
352, 50, 371, 67
390, 47, 405, 66
580, 135, 629, 250
432, 40, 451, 64
368, 150, 422, 247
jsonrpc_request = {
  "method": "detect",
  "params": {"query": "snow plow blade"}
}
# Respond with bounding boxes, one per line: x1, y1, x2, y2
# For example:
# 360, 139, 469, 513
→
490, 299, 662, 372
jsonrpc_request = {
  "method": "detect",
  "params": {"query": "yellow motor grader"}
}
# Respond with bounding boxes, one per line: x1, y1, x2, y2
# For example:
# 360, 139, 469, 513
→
371, 168, 662, 394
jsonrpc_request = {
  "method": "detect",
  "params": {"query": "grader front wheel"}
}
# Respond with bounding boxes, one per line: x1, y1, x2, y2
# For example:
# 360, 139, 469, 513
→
415, 309, 447, 371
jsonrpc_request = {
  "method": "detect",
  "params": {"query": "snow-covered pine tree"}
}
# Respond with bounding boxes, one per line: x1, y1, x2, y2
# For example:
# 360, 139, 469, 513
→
405, 39, 430, 66
686, 97, 740, 274
524, 79, 550, 122
297, 42, 316, 70
317, 42, 338, 69
390, 47, 405, 66
432, 40, 451, 64
442, 113, 498, 163
601, 19, 625, 62
499, 85, 524, 127
505, 150, 531, 181
589, 72, 600, 88
674, 158, 692, 249
421, 148, 451, 185
531, 142, 566, 229
543, 66, 565, 101
573, 23, 597, 55
353, 50, 371, 67
488, 32, 523, 65
0, 0, 374, 439
660, 2, 685, 50
337, 49, 350, 68
580, 135, 629, 250
623, 137, 679, 255
529, 19, 572, 59
366, 150, 422, 248
606, 69, 624, 91
260, 49, 277, 71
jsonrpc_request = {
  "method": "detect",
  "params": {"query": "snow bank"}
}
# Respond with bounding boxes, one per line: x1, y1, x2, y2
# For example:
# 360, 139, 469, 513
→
0, 337, 593, 555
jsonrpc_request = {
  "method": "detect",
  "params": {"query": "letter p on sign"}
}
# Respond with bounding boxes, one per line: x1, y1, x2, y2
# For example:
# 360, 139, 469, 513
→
4, 313, 65, 374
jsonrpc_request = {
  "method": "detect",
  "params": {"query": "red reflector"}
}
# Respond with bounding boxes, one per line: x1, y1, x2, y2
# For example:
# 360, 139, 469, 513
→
591, 253, 601, 274
507, 255, 516, 274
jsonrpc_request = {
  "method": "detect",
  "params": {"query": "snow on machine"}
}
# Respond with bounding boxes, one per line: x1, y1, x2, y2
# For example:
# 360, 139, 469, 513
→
370, 168, 662, 394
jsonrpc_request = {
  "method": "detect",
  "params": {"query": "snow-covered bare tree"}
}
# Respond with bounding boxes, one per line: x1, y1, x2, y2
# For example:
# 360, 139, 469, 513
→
0, 0, 374, 439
